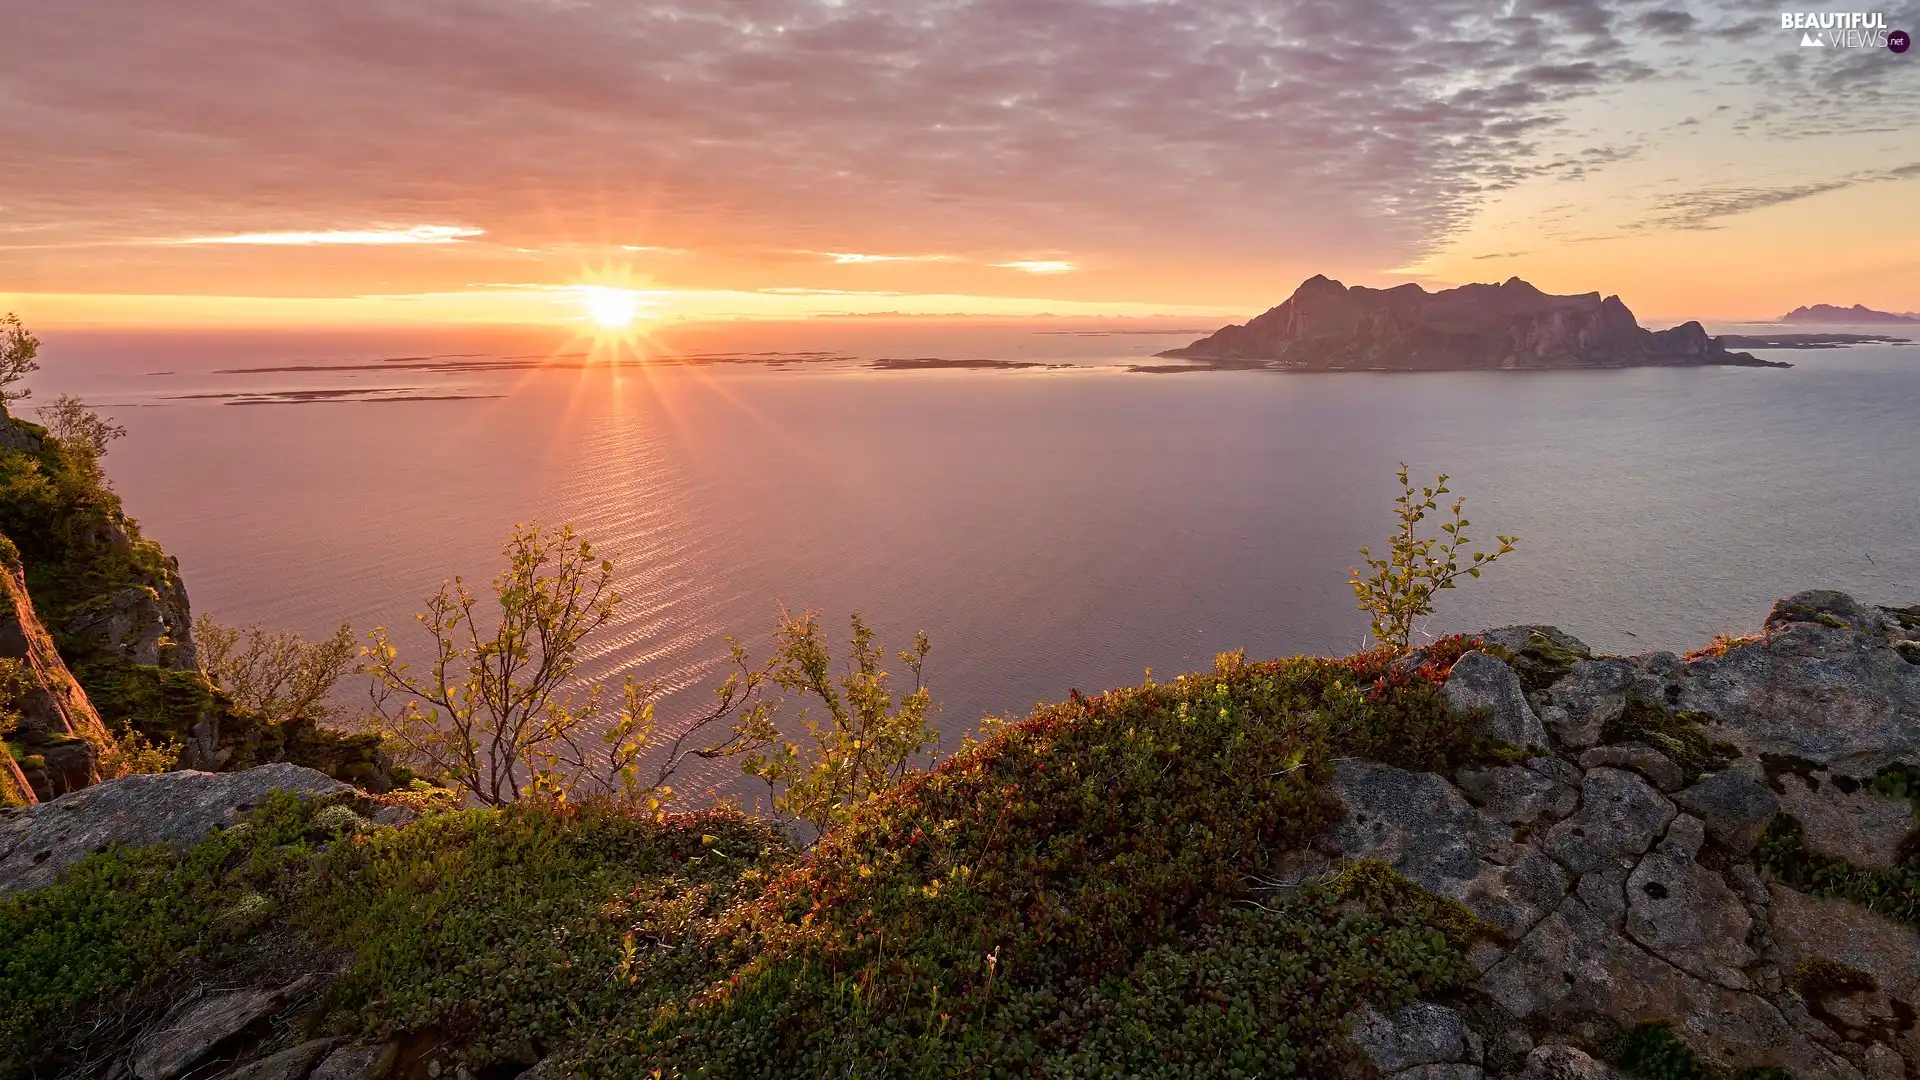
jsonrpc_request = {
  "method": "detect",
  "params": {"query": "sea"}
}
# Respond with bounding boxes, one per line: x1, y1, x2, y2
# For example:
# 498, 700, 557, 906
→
29, 320, 1920, 795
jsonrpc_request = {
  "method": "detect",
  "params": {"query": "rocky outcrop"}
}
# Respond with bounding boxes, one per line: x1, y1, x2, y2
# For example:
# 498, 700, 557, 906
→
1, 534, 120, 802
0, 763, 349, 894
1325, 591, 1920, 1078
1158, 276, 1787, 370
67, 580, 198, 671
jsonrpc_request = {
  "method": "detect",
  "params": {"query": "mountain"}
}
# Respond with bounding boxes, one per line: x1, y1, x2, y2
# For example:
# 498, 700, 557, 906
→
1779, 303, 1920, 325
1159, 275, 1786, 370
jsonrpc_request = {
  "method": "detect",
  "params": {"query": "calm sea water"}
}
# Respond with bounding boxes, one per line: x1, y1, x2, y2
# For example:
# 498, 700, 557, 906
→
31, 322, 1920, 794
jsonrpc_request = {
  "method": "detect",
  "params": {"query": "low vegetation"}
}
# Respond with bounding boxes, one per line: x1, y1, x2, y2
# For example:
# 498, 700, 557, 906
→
1, 644, 1506, 1078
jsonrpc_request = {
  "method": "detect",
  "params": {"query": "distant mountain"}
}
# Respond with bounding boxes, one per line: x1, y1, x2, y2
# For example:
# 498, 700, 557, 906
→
1159, 276, 1784, 370
1779, 303, 1920, 325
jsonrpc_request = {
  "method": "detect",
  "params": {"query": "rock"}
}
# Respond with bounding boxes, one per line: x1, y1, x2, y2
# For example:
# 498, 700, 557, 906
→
1766, 590, 1889, 637
1624, 852, 1755, 989
1668, 604, 1920, 774
229, 1039, 339, 1080
0, 764, 350, 894
1655, 814, 1705, 861
1766, 885, 1920, 1072
1455, 764, 1579, 825
369, 803, 420, 827
65, 586, 179, 667
1672, 770, 1779, 854
1541, 768, 1675, 875
1577, 744, 1683, 793
1513, 1044, 1622, 1079
1445, 652, 1548, 751
0, 538, 118, 801
1542, 660, 1633, 749
1155, 277, 1784, 370
1767, 765, 1914, 870
1325, 761, 1568, 939
1481, 895, 1856, 1076
0, 410, 43, 452
310, 1043, 396, 1080
1351, 1000, 1474, 1073
132, 979, 310, 1080
1394, 1067, 1484, 1079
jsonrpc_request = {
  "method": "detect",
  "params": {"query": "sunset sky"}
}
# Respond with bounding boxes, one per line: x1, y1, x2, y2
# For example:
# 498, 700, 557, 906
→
3, 0, 1916, 329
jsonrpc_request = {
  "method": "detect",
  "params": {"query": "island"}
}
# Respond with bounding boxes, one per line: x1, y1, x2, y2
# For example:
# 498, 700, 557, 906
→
1157, 275, 1787, 370
1780, 303, 1920, 325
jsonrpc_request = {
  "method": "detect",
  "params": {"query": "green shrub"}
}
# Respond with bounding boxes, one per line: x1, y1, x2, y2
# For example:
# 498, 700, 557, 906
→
1348, 464, 1517, 651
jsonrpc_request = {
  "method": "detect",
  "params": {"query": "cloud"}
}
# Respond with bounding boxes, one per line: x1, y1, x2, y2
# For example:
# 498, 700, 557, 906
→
994, 261, 1076, 274
172, 226, 484, 245
812, 251, 955, 264
0, 0, 1681, 277
1634, 160, 1920, 230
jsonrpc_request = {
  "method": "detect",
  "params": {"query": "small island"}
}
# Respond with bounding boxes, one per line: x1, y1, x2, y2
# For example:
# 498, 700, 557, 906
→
1780, 303, 1920, 325
1159, 275, 1787, 371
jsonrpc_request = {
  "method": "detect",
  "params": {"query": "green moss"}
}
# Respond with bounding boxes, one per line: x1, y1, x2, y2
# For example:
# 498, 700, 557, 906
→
1604, 702, 1736, 784
1608, 1023, 1792, 1080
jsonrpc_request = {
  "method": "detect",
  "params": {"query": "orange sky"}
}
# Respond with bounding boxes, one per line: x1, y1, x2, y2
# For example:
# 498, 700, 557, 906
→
3, 3, 1916, 330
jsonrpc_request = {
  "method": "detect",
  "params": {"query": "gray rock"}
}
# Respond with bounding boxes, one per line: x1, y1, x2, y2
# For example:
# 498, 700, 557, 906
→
1624, 852, 1755, 989
1672, 770, 1779, 854
229, 1039, 339, 1080
1351, 1000, 1472, 1073
1445, 652, 1548, 750
1477, 625, 1590, 659
1394, 1067, 1484, 1080
1668, 608, 1920, 774
1455, 765, 1578, 825
1514, 1045, 1622, 1079
1544, 659, 1633, 749
1481, 895, 1857, 1076
309, 1044, 392, 1080
66, 586, 175, 668
132, 980, 308, 1080
369, 803, 420, 827
1526, 756, 1583, 787
0, 411, 43, 452
1325, 761, 1568, 939
1542, 768, 1676, 875
1766, 589, 1889, 637
1656, 814, 1706, 861
1766, 884, 1920, 1072
1574, 864, 1632, 925
1578, 743, 1684, 793
0, 764, 350, 894
1769, 766, 1914, 870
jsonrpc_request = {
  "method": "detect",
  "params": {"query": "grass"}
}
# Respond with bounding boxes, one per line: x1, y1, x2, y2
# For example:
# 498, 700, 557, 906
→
1, 644, 1507, 1079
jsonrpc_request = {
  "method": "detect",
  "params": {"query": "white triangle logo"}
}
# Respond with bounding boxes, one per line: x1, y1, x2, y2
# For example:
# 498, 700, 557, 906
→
1800, 30, 1824, 46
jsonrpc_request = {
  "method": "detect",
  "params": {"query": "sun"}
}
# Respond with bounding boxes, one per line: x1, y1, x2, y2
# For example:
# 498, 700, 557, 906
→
578, 285, 644, 330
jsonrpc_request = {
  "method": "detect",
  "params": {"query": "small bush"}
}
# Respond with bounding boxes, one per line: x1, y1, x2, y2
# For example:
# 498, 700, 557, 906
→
1349, 464, 1517, 651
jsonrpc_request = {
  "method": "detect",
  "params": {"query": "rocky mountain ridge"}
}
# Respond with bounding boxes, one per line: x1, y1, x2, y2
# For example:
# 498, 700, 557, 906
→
1160, 276, 1786, 371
